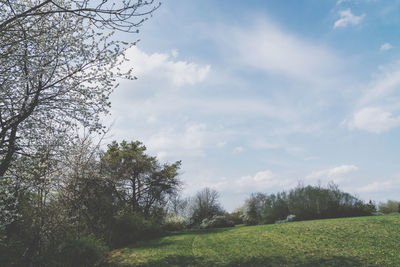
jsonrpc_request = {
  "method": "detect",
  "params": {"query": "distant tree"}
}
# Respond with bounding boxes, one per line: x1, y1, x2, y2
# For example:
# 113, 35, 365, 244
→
226, 207, 243, 225
261, 192, 289, 224
167, 195, 189, 217
102, 141, 182, 218
378, 200, 400, 214
240, 184, 376, 226
241, 197, 259, 225
287, 184, 373, 220
188, 188, 224, 226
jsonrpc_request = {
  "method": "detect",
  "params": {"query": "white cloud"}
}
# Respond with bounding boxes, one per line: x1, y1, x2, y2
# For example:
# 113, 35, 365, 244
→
360, 66, 400, 105
334, 9, 365, 29
114, 94, 300, 123
171, 49, 179, 58
146, 123, 209, 158
336, 0, 348, 5
137, 122, 235, 161
249, 139, 279, 150
350, 173, 400, 202
216, 141, 227, 148
306, 165, 359, 183
119, 46, 210, 87
146, 115, 157, 124
233, 146, 244, 154
227, 20, 340, 83
304, 156, 319, 161
357, 178, 400, 193
347, 107, 400, 133
344, 64, 400, 133
200, 170, 290, 194
380, 43, 393, 51
236, 170, 277, 187
357, 181, 392, 193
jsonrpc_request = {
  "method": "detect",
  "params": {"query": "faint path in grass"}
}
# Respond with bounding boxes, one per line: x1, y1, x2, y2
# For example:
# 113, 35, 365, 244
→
107, 215, 400, 266
189, 235, 200, 266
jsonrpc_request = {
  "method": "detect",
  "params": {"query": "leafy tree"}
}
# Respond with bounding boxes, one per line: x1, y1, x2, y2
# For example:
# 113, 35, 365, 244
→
261, 193, 289, 224
0, 0, 159, 177
241, 193, 268, 225
226, 207, 243, 225
187, 187, 224, 226
242, 197, 259, 225
102, 140, 182, 218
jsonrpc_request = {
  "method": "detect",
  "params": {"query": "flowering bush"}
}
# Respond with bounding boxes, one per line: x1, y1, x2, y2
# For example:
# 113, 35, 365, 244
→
200, 215, 235, 229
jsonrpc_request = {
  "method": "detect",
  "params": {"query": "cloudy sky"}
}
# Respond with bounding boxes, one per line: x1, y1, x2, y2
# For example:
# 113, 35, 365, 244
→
107, 0, 400, 211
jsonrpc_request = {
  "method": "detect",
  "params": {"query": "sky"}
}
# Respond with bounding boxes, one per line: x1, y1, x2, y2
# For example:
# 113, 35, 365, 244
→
106, 0, 400, 211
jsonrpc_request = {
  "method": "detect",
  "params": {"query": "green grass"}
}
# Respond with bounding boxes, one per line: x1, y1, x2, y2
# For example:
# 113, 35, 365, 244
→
107, 214, 400, 266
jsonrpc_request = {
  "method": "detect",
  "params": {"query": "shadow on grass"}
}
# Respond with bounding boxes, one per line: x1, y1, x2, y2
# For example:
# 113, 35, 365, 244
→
121, 229, 227, 247
121, 227, 235, 250
106, 254, 374, 267
167, 226, 236, 236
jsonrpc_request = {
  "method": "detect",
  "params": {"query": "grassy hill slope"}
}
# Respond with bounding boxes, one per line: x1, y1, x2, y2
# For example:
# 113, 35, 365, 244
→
107, 214, 400, 266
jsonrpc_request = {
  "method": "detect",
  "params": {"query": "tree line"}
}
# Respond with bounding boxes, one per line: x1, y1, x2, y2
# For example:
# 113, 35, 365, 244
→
168, 183, 382, 230
239, 184, 377, 225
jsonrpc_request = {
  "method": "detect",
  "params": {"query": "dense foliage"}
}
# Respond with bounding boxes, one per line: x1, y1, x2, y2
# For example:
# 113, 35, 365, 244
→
0, 139, 181, 266
378, 200, 400, 214
241, 184, 376, 225
200, 215, 235, 229
0, 0, 159, 178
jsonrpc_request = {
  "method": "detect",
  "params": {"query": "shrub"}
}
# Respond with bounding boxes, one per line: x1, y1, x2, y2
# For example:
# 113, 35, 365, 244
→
200, 215, 235, 229
163, 215, 187, 231
109, 213, 163, 248
378, 200, 400, 214
275, 214, 296, 224
56, 235, 108, 267
226, 209, 243, 225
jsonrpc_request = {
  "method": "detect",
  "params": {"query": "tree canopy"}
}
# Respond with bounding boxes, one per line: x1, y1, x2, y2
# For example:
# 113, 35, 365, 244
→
102, 140, 182, 218
0, 0, 159, 177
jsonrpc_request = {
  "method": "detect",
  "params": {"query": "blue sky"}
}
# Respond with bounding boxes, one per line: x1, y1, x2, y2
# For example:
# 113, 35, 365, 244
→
107, 0, 400, 211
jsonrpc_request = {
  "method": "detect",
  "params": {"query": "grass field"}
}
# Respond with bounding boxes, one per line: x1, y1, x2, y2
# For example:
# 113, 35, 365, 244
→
107, 214, 400, 266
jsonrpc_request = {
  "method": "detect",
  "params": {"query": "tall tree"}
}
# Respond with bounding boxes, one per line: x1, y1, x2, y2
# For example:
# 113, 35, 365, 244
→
102, 140, 181, 218
0, 0, 159, 177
